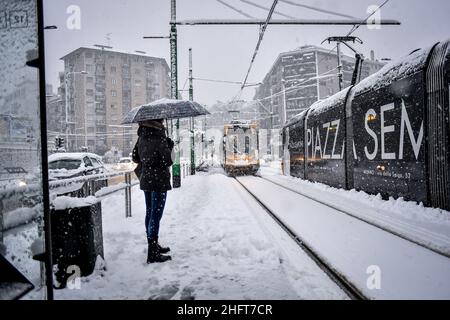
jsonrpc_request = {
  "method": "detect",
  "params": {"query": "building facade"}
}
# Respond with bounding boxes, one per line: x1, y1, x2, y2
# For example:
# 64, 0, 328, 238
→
59, 47, 171, 155
253, 45, 385, 131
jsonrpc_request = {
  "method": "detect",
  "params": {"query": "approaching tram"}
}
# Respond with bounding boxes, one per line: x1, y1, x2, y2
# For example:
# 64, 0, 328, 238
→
223, 120, 259, 176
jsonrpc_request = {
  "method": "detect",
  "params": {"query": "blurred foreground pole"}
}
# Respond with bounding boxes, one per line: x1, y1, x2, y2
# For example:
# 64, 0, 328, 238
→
189, 48, 195, 175
37, 0, 54, 299
170, 0, 181, 188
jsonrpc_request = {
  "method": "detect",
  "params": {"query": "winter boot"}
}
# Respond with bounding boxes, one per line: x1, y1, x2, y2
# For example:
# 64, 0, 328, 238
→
155, 236, 170, 254
147, 238, 171, 263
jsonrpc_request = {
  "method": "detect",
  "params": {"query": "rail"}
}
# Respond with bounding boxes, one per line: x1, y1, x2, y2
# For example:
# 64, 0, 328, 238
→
234, 176, 367, 300
0, 162, 194, 240
0, 170, 136, 234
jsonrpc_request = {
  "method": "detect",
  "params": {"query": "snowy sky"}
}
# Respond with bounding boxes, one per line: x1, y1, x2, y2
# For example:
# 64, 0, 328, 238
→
43, 0, 450, 107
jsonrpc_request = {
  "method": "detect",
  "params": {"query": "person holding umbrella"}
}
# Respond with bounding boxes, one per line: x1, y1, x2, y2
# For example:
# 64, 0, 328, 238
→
124, 98, 210, 264
133, 119, 174, 263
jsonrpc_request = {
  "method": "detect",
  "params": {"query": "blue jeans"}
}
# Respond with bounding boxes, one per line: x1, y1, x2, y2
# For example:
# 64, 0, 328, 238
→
144, 191, 167, 240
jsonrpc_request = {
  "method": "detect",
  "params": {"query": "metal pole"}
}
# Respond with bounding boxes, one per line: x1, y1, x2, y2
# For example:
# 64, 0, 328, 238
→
170, 0, 181, 188
281, 79, 287, 126
84, 101, 87, 151
336, 42, 343, 91
64, 75, 69, 150
189, 48, 195, 175
0, 200, 4, 255
175, 18, 401, 26
124, 173, 132, 217
37, 0, 54, 299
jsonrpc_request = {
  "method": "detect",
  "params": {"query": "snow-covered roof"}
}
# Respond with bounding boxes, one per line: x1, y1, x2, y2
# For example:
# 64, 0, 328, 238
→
283, 109, 309, 128
48, 152, 102, 162
352, 44, 435, 96
308, 87, 351, 117
60, 46, 168, 65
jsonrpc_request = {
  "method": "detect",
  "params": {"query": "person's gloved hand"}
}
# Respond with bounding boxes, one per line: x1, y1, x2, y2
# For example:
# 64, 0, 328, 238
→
166, 137, 175, 149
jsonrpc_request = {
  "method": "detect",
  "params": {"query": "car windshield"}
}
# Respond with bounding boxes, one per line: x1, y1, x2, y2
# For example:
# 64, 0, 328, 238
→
48, 159, 82, 170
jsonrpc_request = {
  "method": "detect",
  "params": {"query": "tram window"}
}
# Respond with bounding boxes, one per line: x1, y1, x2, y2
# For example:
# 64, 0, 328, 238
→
245, 136, 250, 154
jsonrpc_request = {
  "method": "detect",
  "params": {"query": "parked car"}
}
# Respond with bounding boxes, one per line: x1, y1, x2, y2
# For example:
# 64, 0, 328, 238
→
48, 152, 108, 180
113, 157, 136, 171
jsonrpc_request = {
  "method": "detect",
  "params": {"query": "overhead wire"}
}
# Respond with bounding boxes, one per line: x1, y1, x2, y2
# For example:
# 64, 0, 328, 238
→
240, 0, 279, 92
239, 0, 296, 20
248, 0, 391, 106
215, 0, 255, 18
279, 0, 358, 20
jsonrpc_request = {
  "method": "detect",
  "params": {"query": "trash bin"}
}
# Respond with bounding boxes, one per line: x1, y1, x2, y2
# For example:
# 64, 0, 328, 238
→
51, 197, 104, 288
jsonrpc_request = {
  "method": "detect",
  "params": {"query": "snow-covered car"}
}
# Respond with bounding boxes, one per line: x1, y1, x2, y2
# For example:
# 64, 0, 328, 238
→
48, 152, 108, 180
113, 157, 136, 171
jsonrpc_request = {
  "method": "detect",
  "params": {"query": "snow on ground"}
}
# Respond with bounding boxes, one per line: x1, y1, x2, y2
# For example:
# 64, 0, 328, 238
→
27, 170, 346, 300
238, 175, 450, 299
259, 166, 450, 257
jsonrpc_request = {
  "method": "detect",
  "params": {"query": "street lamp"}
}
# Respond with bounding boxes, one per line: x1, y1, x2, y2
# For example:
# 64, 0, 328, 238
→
64, 70, 88, 151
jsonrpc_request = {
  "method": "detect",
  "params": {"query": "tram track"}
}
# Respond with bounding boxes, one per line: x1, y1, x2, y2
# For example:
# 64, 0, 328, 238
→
233, 176, 367, 300
258, 175, 450, 259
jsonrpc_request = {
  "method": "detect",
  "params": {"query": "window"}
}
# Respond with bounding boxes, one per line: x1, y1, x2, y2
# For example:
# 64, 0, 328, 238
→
245, 136, 250, 154
85, 52, 93, 59
83, 156, 93, 167
233, 136, 238, 154
111, 78, 117, 85
111, 90, 117, 97
135, 80, 141, 87
111, 66, 116, 73
135, 69, 141, 75
90, 157, 102, 167
86, 76, 93, 83
111, 104, 116, 109
86, 89, 94, 97
85, 64, 93, 72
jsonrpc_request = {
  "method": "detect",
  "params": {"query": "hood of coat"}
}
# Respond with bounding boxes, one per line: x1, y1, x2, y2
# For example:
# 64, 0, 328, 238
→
138, 123, 166, 138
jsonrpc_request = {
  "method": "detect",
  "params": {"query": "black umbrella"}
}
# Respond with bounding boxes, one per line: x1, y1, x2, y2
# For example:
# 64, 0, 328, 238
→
122, 98, 210, 124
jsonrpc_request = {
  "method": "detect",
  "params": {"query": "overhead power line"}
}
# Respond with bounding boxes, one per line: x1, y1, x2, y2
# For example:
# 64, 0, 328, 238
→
241, 0, 279, 91
215, 0, 255, 19
279, 0, 358, 19
346, 0, 390, 36
239, 0, 296, 20
251, 0, 391, 107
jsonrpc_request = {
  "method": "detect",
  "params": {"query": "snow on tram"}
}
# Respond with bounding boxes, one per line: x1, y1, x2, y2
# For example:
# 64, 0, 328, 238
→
223, 120, 259, 175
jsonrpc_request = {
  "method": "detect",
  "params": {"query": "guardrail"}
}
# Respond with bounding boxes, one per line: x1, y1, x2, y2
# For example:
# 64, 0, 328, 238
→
0, 170, 138, 237
0, 162, 194, 242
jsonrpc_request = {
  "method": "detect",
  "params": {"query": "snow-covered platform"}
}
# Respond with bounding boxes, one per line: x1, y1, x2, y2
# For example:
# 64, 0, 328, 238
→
24, 167, 450, 300
29, 171, 347, 300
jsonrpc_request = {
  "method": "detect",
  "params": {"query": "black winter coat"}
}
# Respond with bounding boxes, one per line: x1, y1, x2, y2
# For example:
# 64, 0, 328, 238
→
134, 125, 174, 192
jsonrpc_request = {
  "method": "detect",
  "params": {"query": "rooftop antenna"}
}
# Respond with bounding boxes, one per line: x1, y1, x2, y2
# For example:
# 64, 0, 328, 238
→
93, 44, 113, 51
105, 33, 112, 47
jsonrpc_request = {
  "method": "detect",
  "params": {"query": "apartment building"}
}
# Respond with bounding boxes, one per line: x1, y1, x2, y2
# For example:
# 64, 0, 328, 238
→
60, 46, 170, 155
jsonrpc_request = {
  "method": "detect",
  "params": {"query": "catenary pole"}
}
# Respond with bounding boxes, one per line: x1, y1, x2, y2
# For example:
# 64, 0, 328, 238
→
170, 0, 181, 188
189, 48, 195, 175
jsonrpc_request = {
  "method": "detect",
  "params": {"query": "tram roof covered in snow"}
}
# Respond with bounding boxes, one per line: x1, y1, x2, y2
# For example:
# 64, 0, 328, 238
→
225, 119, 257, 129
283, 109, 308, 128
308, 87, 352, 117
352, 43, 436, 96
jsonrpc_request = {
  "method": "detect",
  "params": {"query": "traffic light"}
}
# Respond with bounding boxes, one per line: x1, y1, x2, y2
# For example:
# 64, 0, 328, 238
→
55, 137, 65, 149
